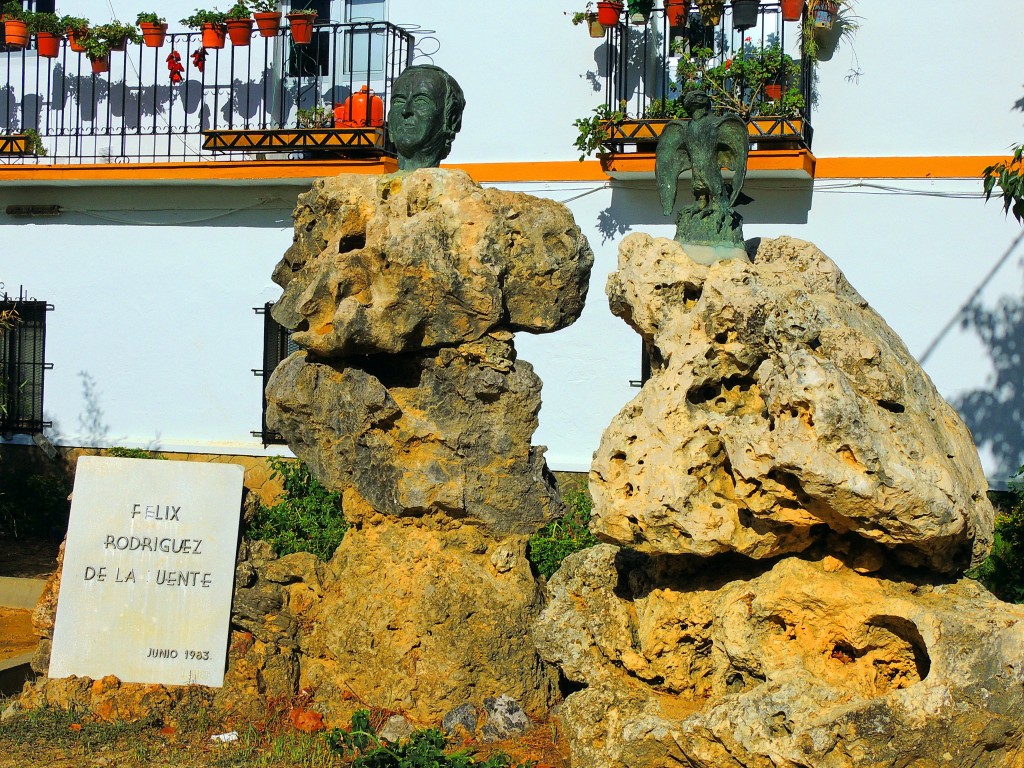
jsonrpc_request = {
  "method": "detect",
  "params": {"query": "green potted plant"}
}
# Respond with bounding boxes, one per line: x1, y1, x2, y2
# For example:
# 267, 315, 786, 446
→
61, 15, 89, 51
250, 0, 281, 37
573, 2, 602, 38
180, 9, 228, 49
627, 0, 655, 25
91, 20, 141, 52
22, 128, 46, 156
696, 0, 723, 25
570, 3, 604, 38
136, 12, 167, 47
1, 1, 29, 48
225, 1, 253, 46
296, 105, 331, 128
27, 11, 64, 58
81, 33, 113, 73
285, 5, 316, 45
573, 102, 627, 160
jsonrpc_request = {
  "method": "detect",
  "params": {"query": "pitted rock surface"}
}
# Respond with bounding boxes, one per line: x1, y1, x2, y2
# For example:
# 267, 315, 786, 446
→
298, 516, 559, 724
591, 234, 993, 573
265, 334, 561, 535
534, 544, 1024, 768
271, 168, 593, 356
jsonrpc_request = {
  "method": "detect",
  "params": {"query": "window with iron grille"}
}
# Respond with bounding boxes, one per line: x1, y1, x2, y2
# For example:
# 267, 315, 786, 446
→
253, 302, 299, 445
0, 297, 53, 435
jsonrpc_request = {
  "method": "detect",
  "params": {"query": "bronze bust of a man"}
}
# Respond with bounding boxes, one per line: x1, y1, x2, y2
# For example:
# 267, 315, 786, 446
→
387, 64, 466, 172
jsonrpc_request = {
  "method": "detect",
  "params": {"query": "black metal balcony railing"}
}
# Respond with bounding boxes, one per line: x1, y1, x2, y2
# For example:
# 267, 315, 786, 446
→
0, 20, 414, 164
598, 1, 813, 151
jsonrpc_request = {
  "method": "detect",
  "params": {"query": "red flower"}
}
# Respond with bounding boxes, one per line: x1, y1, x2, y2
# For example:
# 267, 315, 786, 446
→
725, 59, 732, 69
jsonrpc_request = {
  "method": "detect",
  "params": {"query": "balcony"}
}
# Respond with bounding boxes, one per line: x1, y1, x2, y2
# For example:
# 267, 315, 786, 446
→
0, 19, 413, 172
584, 0, 815, 179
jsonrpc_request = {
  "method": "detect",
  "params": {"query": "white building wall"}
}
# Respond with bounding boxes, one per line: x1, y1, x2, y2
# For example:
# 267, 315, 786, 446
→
3, 0, 1024, 484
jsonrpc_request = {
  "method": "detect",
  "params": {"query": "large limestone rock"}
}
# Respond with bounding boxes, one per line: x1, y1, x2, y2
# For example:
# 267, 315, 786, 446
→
534, 544, 1024, 768
272, 168, 593, 356
266, 333, 560, 535
300, 515, 559, 723
591, 235, 993, 573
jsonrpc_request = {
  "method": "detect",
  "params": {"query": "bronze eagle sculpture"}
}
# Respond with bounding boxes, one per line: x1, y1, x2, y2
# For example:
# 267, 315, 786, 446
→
655, 91, 752, 263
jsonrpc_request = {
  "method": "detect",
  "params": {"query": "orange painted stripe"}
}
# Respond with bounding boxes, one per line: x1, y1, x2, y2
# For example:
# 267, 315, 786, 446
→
0, 157, 398, 183
0, 155, 1009, 185
815, 156, 1005, 179
442, 160, 608, 182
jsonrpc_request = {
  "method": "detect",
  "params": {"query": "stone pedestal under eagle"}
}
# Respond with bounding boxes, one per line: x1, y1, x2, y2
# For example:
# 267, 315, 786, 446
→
655, 91, 752, 264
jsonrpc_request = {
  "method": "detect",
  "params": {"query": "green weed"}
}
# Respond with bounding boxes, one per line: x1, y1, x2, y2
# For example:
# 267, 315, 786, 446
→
247, 457, 348, 561
327, 710, 534, 768
527, 483, 600, 579
970, 472, 1024, 603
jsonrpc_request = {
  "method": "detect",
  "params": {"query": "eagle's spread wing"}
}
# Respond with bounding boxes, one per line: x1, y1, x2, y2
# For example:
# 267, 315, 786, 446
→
715, 116, 749, 206
656, 121, 693, 216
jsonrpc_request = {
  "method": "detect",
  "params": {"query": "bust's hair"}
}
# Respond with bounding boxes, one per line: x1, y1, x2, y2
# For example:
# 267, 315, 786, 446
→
683, 91, 712, 113
396, 64, 465, 161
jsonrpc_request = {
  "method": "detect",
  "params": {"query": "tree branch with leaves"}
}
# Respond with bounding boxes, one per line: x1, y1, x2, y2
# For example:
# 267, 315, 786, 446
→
984, 145, 1024, 224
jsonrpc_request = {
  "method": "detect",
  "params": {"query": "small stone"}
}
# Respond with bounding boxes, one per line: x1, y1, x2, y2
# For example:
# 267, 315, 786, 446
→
442, 703, 479, 735
490, 544, 518, 573
378, 714, 415, 743
481, 695, 530, 742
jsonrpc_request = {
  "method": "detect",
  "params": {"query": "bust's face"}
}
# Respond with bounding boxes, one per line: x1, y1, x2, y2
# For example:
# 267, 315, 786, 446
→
388, 70, 446, 160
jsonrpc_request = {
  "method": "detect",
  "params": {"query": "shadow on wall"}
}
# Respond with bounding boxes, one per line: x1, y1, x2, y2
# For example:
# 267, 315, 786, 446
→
597, 180, 813, 244
954, 263, 1024, 486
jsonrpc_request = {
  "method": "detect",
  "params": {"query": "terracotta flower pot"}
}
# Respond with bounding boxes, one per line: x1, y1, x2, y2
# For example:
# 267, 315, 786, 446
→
3, 18, 29, 48
596, 1, 623, 27
253, 11, 281, 37
35, 31, 61, 58
108, 35, 127, 52
781, 0, 803, 21
665, 0, 690, 27
89, 55, 110, 74
333, 85, 384, 128
139, 22, 168, 48
67, 28, 87, 52
201, 22, 227, 49
587, 13, 605, 37
286, 12, 316, 44
764, 83, 782, 100
226, 17, 253, 46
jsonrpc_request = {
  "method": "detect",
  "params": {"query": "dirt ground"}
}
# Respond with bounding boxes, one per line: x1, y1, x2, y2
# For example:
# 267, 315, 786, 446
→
0, 608, 34, 661
0, 537, 61, 579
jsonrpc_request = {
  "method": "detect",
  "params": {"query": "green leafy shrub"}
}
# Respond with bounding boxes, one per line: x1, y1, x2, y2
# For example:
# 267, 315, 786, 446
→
106, 447, 164, 459
0, 472, 71, 539
528, 484, 600, 579
970, 469, 1024, 603
246, 457, 347, 561
327, 709, 533, 768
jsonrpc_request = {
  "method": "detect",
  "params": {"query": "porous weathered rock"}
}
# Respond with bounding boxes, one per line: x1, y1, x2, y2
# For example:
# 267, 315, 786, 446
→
272, 168, 593, 356
592, 234, 993, 573
266, 333, 561, 535
298, 515, 559, 724
535, 544, 1024, 768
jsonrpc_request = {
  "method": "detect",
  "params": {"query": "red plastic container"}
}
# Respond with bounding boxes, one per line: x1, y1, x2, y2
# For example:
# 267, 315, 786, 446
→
334, 86, 384, 128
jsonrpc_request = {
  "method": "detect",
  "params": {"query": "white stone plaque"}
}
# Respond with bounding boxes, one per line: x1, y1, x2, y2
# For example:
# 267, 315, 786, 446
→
49, 456, 244, 687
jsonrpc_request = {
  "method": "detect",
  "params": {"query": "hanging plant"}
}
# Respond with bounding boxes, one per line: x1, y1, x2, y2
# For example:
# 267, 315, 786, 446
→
627, 0, 655, 25
695, 0, 724, 26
